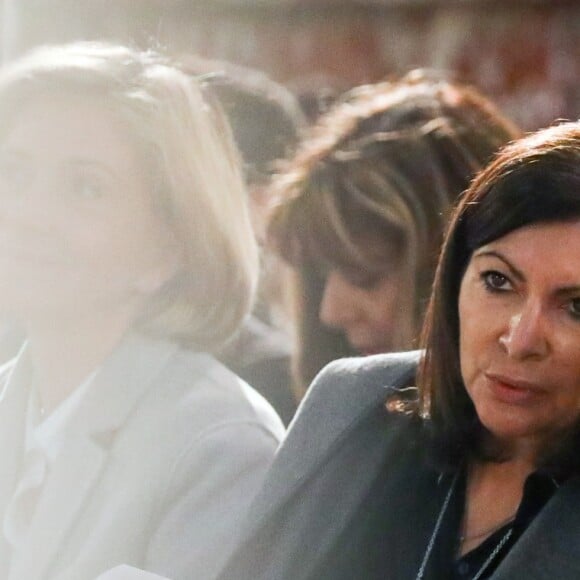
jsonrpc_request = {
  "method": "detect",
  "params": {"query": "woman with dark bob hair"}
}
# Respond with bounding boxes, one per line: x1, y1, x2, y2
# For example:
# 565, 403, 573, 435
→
218, 121, 580, 580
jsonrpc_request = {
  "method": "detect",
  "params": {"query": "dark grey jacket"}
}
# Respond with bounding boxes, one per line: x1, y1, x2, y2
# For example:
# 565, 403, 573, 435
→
218, 351, 580, 580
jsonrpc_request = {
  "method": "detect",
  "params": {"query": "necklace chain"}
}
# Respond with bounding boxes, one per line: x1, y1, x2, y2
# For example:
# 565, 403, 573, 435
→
414, 472, 515, 580
470, 528, 513, 580
460, 512, 517, 543
415, 472, 458, 580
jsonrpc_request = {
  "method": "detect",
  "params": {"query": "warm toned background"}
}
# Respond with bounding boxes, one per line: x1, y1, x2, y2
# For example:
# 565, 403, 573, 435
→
3, 0, 579, 130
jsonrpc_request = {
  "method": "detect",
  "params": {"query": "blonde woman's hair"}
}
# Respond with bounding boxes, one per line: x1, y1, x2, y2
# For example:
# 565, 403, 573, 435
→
0, 43, 259, 351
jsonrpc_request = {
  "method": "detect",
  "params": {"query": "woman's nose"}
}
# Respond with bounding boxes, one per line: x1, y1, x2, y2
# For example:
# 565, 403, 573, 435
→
498, 301, 550, 360
319, 272, 359, 329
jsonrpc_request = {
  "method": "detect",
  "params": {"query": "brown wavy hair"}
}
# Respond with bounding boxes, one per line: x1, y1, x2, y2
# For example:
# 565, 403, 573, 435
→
268, 71, 520, 394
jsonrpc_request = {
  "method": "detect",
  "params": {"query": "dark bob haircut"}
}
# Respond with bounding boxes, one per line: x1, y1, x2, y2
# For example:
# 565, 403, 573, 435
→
418, 121, 580, 468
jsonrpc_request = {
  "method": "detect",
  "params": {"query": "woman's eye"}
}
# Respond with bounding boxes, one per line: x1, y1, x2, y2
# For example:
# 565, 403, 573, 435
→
567, 298, 580, 319
70, 175, 105, 200
481, 270, 512, 292
345, 270, 383, 289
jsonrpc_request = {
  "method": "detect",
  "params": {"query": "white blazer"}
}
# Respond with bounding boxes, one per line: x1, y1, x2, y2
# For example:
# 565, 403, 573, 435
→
0, 333, 284, 580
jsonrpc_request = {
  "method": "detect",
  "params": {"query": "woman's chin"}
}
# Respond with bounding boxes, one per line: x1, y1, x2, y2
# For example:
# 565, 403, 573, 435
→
479, 414, 552, 459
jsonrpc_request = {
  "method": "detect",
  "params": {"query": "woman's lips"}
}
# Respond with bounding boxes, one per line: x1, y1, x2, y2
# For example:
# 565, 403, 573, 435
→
484, 373, 545, 406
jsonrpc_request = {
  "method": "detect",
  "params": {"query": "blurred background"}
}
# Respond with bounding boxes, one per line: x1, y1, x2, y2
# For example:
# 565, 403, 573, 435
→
2, 0, 578, 131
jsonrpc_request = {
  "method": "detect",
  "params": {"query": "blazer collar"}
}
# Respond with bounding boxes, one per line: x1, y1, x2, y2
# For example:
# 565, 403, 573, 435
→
6, 332, 181, 580
491, 475, 580, 579
63, 332, 180, 437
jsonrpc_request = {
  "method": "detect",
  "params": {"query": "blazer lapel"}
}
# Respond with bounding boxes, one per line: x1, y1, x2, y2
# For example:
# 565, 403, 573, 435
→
292, 406, 439, 580
252, 350, 422, 523
223, 351, 425, 580
0, 348, 31, 578
8, 333, 180, 580
491, 476, 580, 580
8, 437, 107, 580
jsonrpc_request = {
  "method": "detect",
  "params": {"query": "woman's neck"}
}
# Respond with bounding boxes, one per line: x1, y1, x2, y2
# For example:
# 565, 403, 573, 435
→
469, 456, 535, 495
26, 308, 135, 415
459, 457, 534, 556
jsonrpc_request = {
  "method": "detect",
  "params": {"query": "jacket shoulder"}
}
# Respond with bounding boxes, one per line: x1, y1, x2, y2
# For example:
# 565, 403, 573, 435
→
131, 344, 285, 452
241, 350, 422, 527
294, 350, 422, 432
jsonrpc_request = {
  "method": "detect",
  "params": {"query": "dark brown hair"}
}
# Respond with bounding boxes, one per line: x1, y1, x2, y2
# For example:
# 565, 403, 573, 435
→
418, 121, 580, 468
180, 55, 305, 185
268, 71, 520, 394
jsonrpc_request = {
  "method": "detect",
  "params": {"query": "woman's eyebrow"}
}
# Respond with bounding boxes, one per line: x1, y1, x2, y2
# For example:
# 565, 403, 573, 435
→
556, 286, 580, 298
472, 249, 525, 282
68, 157, 124, 183
69, 157, 115, 175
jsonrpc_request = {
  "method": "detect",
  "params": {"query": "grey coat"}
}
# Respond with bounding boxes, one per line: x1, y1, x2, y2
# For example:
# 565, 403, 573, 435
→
218, 351, 580, 580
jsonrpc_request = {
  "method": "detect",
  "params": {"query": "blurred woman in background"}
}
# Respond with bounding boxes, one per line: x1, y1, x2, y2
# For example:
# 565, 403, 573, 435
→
0, 43, 283, 580
268, 72, 520, 394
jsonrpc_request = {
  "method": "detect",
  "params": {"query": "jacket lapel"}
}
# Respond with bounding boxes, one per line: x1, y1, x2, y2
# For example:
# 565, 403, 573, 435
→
252, 350, 422, 523
291, 406, 439, 580
8, 437, 107, 580
0, 349, 31, 578
222, 351, 424, 580
8, 333, 180, 580
491, 476, 580, 580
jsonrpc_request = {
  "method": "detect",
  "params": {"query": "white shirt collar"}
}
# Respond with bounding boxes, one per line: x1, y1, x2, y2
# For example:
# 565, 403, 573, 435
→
25, 370, 97, 465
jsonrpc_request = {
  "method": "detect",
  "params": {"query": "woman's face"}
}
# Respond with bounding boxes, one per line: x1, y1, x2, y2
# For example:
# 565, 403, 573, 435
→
318, 262, 416, 356
458, 220, 580, 458
0, 95, 179, 325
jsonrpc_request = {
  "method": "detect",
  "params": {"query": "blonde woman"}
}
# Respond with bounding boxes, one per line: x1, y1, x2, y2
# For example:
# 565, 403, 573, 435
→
0, 43, 283, 580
